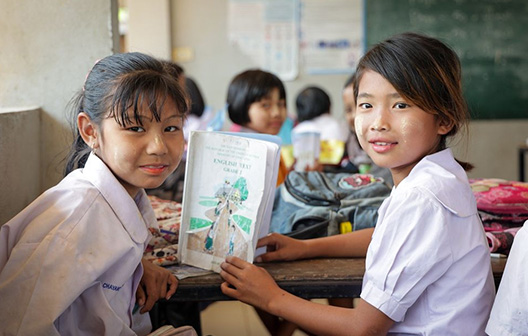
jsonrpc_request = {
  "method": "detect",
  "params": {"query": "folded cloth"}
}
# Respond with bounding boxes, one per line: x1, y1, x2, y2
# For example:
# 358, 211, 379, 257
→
485, 227, 522, 254
470, 179, 528, 214
145, 196, 182, 266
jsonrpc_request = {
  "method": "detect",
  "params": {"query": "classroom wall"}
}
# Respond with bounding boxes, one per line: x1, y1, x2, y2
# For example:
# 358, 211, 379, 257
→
169, 0, 528, 181
170, 0, 350, 126
0, 0, 118, 224
0, 108, 40, 224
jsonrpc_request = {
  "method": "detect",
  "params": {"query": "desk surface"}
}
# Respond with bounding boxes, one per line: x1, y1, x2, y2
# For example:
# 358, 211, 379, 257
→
170, 257, 506, 302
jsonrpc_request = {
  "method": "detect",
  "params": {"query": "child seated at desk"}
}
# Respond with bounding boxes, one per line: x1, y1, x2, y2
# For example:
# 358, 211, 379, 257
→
219, 32, 495, 335
0, 53, 195, 336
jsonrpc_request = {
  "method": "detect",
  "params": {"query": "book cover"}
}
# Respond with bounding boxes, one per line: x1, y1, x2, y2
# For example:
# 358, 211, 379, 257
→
178, 131, 280, 272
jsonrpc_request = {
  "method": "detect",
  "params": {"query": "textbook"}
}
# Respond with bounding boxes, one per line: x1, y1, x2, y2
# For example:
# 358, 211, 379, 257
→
178, 131, 281, 273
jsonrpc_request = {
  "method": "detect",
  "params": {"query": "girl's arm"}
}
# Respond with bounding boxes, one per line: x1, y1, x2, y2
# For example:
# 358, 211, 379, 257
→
256, 228, 373, 262
220, 256, 393, 336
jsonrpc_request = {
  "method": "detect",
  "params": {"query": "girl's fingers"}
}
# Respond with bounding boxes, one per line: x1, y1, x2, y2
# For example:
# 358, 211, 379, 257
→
166, 275, 178, 300
256, 250, 281, 262
224, 255, 250, 269
136, 285, 146, 306
257, 232, 281, 248
158, 274, 168, 299
220, 281, 240, 299
220, 259, 243, 280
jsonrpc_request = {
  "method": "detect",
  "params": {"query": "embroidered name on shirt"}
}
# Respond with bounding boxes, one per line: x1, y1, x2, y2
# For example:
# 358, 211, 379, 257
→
102, 282, 122, 292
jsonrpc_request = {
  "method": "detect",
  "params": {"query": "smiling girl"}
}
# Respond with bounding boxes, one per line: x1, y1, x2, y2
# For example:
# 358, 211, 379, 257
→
0, 52, 190, 335
226, 69, 289, 185
219, 33, 495, 335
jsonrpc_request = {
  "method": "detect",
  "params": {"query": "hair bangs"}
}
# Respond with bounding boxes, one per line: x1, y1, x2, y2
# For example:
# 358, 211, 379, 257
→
108, 71, 188, 126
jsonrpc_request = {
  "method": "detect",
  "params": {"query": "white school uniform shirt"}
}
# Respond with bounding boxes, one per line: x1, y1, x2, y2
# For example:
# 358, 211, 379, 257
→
361, 149, 495, 335
292, 113, 349, 142
486, 220, 528, 335
0, 153, 153, 336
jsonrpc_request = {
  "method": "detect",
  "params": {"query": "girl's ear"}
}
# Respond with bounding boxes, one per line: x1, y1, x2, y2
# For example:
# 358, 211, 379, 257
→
437, 117, 454, 136
77, 112, 99, 149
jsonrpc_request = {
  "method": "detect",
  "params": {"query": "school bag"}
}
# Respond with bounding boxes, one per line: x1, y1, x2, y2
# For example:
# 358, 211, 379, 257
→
270, 171, 391, 239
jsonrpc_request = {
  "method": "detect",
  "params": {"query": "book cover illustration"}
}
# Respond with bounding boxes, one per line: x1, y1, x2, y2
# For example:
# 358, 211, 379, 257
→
179, 132, 269, 272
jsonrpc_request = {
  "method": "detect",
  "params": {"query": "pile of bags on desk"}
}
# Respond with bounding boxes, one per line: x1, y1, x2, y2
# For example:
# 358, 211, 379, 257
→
270, 171, 392, 239
470, 178, 528, 255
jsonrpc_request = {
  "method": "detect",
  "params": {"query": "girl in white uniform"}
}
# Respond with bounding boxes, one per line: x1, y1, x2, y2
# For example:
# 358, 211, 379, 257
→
486, 220, 528, 335
0, 53, 188, 335
218, 32, 495, 335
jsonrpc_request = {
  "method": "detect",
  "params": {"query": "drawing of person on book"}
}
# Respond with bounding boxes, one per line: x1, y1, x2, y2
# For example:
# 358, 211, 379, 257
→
204, 200, 223, 253
195, 177, 250, 258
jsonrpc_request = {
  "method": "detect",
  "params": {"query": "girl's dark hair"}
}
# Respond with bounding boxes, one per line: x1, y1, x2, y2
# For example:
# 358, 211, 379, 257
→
186, 77, 205, 117
226, 69, 286, 126
64, 52, 189, 176
353, 32, 473, 170
295, 86, 331, 123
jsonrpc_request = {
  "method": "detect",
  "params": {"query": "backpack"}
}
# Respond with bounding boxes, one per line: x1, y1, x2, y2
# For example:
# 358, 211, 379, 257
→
270, 171, 392, 239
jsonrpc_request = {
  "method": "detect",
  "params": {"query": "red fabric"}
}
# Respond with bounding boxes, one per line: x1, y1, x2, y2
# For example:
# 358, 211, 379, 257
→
470, 178, 528, 214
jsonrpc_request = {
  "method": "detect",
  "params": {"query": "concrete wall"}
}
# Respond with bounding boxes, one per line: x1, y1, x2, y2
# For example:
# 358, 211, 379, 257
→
0, 108, 41, 224
0, 0, 117, 223
170, 0, 528, 181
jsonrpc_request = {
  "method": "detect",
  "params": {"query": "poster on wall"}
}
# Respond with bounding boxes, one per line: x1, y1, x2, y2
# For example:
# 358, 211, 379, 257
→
228, 0, 299, 81
300, 0, 363, 74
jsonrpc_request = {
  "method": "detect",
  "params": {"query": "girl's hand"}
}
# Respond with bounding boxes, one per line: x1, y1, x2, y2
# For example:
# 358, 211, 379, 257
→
220, 256, 283, 311
137, 259, 179, 313
255, 233, 309, 262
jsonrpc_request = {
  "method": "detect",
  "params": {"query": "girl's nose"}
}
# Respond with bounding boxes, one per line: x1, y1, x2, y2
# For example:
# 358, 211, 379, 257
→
147, 134, 168, 155
370, 110, 390, 132
270, 104, 282, 118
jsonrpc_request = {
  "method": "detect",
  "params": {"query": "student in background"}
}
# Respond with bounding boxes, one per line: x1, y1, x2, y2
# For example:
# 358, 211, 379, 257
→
183, 76, 206, 143
486, 219, 528, 335
0, 53, 193, 335
292, 86, 348, 171
343, 75, 393, 185
226, 69, 289, 186
293, 85, 348, 143
219, 32, 495, 335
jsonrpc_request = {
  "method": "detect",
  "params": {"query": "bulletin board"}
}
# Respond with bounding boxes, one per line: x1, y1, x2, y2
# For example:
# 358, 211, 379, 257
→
366, 0, 528, 119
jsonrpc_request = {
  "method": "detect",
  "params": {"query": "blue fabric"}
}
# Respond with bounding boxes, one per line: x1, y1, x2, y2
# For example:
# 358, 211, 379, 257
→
270, 171, 391, 237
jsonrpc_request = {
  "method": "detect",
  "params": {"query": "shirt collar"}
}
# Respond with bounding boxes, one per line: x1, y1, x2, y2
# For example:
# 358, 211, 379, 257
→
81, 153, 153, 243
397, 148, 476, 217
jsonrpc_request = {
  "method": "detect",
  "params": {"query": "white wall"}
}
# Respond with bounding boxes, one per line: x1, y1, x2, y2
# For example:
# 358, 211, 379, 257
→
170, 0, 528, 181
170, 0, 350, 124
127, 0, 172, 60
0, 0, 118, 223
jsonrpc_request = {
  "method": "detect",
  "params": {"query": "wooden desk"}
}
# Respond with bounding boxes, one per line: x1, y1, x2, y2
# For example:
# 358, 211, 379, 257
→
169, 257, 506, 302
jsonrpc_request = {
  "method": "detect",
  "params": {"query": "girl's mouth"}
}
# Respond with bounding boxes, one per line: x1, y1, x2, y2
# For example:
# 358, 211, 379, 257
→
140, 165, 168, 175
369, 141, 397, 153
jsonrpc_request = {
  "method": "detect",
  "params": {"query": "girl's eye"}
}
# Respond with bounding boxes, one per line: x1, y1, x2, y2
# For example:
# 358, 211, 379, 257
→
128, 126, 145, 132
394, 102, 410, 109
165, 126, 181, 132
260, 103, 271, 109
358, 103, 372, 109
